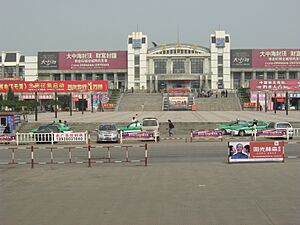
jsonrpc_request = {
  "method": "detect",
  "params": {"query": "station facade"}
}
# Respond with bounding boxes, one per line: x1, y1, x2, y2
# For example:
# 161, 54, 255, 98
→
1, 31, 300, 93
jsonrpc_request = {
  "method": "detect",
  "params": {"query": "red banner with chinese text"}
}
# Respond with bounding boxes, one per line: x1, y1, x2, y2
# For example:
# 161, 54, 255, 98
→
249, 141, 284, 158
0, 80, 108, 93
249, 79, 300, 91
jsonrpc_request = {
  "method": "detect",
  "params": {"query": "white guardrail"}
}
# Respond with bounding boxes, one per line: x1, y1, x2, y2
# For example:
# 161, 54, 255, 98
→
16, 131, 89, 145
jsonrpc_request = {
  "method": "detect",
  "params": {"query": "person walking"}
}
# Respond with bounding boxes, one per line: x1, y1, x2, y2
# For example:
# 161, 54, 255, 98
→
168, 119, 174, 136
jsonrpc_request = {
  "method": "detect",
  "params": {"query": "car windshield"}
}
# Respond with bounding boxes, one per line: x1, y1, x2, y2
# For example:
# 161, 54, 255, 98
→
99, 124, 116, 131
143, 120, 158, 126
267, 122, 275, 128
37, 125, 60, 133
277, 123, 291, 128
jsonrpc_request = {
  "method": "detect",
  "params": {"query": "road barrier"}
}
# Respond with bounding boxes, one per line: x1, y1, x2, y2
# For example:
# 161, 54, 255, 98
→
15, 131, 90, 145
190, 129, 223, 142
2, 144, 148, 168
120, 131, 158, 143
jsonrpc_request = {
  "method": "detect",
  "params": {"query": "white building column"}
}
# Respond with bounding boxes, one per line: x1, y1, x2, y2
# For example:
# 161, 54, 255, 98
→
154, 75, 158, 92
60, 73, 64, 80
82, 73, 86, 80
50, 73, 54, 80
240, 72, 245, 88
149, 75, 153, 93
252, 71, 256, 80
114, 73, 118, 89
103, 73, 107, 80
263, 71, 267, 80
286, 71, 289, 79
92, 73, 96, 80
275, 71, 278, 79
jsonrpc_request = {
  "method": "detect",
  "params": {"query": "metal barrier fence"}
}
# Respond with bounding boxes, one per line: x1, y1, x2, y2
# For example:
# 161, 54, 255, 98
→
15, 131, 90, 145
1, 144, 148, 168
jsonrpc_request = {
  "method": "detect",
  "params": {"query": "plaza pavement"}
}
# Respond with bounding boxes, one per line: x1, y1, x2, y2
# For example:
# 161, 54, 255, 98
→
27, 110, 300, 123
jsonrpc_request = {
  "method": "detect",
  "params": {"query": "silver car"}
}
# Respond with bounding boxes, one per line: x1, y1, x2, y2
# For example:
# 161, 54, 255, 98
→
95, 123, 119, 143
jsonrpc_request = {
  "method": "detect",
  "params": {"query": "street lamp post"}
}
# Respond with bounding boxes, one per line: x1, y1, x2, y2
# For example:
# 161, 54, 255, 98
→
69, 93, 72, 116
286, 91, 289, 115
274, 92, 277, 114
91, 92, 94, 113
34, 92, 38, 121
54, 90, 58, 119
81, 93, 84, 115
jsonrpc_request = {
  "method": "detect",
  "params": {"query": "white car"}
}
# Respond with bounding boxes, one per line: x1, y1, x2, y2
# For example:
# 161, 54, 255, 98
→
267, 122, 294, 139
141, 117, 160, 140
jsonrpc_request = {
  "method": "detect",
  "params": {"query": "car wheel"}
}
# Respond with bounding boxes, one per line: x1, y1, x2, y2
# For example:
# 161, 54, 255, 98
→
238, 130, 245, 136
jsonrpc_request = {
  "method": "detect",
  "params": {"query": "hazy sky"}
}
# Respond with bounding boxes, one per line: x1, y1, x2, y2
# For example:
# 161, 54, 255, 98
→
1, 0, 299, 55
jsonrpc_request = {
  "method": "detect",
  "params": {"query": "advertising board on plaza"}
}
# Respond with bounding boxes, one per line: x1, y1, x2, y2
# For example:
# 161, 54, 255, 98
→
228, 141, 284, 163
38, 51, 127, 70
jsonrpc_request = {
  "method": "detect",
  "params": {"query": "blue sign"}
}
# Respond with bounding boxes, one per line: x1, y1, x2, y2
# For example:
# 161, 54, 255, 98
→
216, 38, 225, 48
132, 39, 142, 48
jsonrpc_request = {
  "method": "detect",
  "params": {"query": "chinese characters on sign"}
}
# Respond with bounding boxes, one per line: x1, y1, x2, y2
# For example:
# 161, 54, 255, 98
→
252, 49, 300, 68
0, 80, 108, 93
250, 80, 300, 91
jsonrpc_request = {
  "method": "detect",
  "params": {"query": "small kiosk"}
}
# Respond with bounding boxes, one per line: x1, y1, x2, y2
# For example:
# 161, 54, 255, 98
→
0, 113, 21, 134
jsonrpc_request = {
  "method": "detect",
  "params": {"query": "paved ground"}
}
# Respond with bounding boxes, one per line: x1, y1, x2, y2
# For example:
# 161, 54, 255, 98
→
27, 110, 300, 123
1, 142, 299, 225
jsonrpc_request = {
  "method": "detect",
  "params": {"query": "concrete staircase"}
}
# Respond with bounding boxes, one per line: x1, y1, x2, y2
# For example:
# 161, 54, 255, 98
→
118, 92, 163, 111
195, 92, 242, 111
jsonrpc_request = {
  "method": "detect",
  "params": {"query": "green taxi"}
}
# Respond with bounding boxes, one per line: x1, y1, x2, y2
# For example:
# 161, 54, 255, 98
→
215, 119, 250, 135
117, 121, 142, 132
231, 120, 269, 136
31, 123, 71, 133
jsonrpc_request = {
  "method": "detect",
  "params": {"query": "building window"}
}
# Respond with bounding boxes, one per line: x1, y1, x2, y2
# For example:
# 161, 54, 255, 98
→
267, 72, 275, 79
172, 59, 185, 74
54, 74, 60, 81
142, 37, 146, 43
134, 55, 140, 66
19, 66, 25, 77
218, 66, 223, 78
86, 74, 92, 80
256, 72, 264, 79
154, 59, 167, 74
278, 72, 286, 79
211, 36, 216, 43
218, 55, 223, 65
134, 67, 140, 80
65, 74, 71, 80
191, 58, 203, 74
245, 72, 252, 80
75, 74, 82, 80
289, 72, 297, 79
128, 38, 132, 44
233, 73, 241, 89
4, 66, 16, 77
225, 36, 230, 43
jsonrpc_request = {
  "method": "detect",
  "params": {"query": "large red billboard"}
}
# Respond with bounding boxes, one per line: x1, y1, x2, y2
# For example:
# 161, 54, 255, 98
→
250, 79, 300, 91
58, 51, 127, 70
252, 49, 300, 68
0, 80, 108, 93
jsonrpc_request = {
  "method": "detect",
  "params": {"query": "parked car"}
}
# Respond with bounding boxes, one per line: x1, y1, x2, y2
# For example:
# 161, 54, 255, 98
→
215, 119, 250, 135
267, 122, 294, 138
34, 125, 61, 143
117, 121, 142, 132
231, 120, 269, 136
31, 122, 71, 133
141, 117, 160, 140
95, 123, 119, 143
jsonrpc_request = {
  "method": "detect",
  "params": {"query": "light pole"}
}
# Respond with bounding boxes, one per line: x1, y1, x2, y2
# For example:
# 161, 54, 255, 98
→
34, 92, 38, 121
54, 90, 58, 119
286, 91, 289, 115
69, 93, 72, 116
81, 93, 84, 115
91, 92, 94, 113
